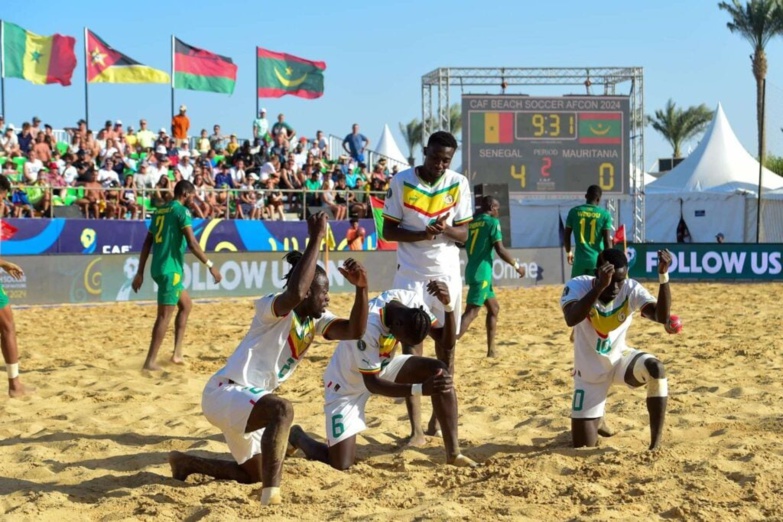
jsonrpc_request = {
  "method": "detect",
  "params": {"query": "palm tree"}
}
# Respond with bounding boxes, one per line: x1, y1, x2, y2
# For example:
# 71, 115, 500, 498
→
399, 118, 422, 165
719, 0, 783, 160
647, 99, 715, 158
449, 103, 462, 135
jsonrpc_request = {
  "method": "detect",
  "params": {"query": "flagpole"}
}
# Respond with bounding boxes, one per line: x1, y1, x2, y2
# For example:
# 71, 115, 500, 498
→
255, 46, 259, 117
1, 20, 6, 120
83, 27, 89, 128
170, 35, 175, 122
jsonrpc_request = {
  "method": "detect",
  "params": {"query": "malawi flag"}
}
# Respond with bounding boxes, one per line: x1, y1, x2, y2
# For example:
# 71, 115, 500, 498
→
370, 196, 397, 251
578, 113, 622, 144
257, 47, 325, 99
471, 112, 513, 144
86, 29, 169, 84
174, 38, 237, 94
1, 21, 76, 86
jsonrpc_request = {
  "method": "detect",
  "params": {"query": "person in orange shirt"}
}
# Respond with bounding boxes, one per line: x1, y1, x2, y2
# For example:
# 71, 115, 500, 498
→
171, 105, 190, 148
345, 218, 365, 251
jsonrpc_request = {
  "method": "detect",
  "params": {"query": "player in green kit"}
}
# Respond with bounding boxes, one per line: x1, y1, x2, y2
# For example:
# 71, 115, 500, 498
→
563, 185, 614, 278
133, 180, 221, 371
459, 196, 525, 357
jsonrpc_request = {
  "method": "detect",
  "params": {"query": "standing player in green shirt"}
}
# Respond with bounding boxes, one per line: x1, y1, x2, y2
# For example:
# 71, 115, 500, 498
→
133, 180, 221, 371
563, 185, 614, 278
459, 196, 525, 358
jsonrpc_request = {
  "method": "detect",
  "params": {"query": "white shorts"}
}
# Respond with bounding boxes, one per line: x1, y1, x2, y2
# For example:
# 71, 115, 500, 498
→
323, 354, 412, 446
392, 270, 462, 332
571, 349, 649, 419
201, 373, 269, 465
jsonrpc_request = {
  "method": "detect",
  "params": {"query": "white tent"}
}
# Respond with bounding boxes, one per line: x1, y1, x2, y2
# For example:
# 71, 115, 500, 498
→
374, 124, 410, 167
647, 103, 783, 194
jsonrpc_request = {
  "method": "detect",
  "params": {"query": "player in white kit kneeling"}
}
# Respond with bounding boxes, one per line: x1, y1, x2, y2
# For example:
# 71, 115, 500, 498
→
168, 212, 369, 506
561, 248, 674, 451
288, 282, 477, 469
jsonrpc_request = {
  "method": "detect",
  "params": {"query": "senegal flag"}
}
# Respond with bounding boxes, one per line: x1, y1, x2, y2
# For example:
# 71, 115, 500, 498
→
1, 21, 76, 86
174, 38, 237, 94
86, 29, 169, 84
257, 47, 325, 99
578, 113, 622, 144
471, 112, 513, 144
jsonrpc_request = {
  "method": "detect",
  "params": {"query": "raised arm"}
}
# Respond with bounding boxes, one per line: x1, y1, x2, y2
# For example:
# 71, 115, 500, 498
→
322, 259, 369, 340
641, 249, 672, 324
273, 212, 328, 317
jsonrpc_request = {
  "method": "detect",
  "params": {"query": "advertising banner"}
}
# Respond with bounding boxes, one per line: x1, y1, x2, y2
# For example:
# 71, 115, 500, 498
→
0, 218, 378, 255
627, 243, 783, 280
2, 248, 566, 306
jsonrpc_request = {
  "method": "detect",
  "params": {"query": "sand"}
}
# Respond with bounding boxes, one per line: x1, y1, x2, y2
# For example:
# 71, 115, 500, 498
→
1, 283, 783, 521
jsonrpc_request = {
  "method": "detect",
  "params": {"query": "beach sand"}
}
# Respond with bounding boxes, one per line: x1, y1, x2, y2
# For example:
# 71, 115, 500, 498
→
1, 283, 782, 521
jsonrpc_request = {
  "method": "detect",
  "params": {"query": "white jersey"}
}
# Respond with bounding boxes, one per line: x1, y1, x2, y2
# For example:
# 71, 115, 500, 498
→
218, 293, 338, 391
323, 289, 435, 397
560, 276, 655, 382
382, 167, 473, 278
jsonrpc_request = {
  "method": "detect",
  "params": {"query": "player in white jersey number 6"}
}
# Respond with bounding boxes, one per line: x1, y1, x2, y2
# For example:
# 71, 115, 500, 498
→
288, 281, 477, 469
561, 248, 673, 451
169, 212, 369, 506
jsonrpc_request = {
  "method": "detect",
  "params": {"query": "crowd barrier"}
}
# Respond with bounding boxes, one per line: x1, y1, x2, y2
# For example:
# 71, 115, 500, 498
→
0, 248, 565, 306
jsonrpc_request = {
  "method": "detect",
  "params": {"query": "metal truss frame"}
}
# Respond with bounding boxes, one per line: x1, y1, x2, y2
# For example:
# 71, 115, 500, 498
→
422, 67, 645, 242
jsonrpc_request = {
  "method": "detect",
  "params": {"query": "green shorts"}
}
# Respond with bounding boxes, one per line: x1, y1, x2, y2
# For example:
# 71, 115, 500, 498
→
0, 282, 8, 309
153, 272, 183, 306
466, 279, 495, 306
571, 263, 597, 279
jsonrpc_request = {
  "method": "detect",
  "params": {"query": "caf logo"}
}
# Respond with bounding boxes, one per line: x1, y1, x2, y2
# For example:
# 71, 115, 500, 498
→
444, 194, 454, 205
357, 340, 366, 351
618, 311, 627, 322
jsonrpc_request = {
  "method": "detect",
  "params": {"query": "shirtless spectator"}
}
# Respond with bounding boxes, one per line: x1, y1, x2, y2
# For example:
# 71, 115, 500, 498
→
271, 113, 295, 146
32, 133, 52, 164
75, 171, 108, 219
118, 175, 140, 220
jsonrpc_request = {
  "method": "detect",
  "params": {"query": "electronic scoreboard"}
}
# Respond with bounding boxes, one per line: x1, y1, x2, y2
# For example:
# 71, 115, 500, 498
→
462, 95, 630, 195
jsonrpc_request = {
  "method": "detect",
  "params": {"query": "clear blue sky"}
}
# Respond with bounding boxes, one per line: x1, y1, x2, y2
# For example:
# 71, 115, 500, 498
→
4, 0, 783, 171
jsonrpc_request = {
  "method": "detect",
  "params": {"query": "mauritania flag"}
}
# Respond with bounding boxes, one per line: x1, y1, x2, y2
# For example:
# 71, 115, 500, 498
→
257, 47, 325, 99
86, 29, 169, 84
1, 21, 76, 86
578, 113, 622, 144
174, 38, 237, 94
470, 112, 514, 144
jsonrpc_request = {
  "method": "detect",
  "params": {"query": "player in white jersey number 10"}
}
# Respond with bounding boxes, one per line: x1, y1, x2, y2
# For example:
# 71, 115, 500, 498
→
561, 248, 674, 451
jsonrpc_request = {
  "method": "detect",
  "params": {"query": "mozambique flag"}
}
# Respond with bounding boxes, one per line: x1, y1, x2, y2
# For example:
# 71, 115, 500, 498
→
470, 112, 514, 144
1, 21, 76, 86
370, 196, 397, 250
86, 29, 169, 84
578, 113, 622, 144
257, 47, 325, 99
174, 38, 237, 94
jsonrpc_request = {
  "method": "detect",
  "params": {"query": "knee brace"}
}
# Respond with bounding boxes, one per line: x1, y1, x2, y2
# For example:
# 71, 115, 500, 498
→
631, 355, 668, 398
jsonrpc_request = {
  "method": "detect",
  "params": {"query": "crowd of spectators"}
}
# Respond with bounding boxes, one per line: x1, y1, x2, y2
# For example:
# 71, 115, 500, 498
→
0, 109, 399, 220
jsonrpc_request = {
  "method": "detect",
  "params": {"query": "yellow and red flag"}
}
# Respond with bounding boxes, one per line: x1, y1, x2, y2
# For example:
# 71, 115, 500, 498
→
2, 21, 76, 86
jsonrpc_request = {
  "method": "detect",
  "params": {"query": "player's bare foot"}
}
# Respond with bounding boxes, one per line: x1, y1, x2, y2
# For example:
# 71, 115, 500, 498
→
448, 454, 478, 468
401, 433, 427, 448
142, 362, 162, 371
425, 418, 441, 437
288, 425, 304, 455
8, 381, 34, 398
487, 350, 496, 358
170, 355, 185, 365
598, 419, 615, 437
648, 440, 662, 452
169, 451, 192, 481
260, 487, 281, 506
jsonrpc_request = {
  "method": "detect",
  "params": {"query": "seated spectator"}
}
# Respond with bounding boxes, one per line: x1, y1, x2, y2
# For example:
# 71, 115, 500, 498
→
371, 163, 386, 185
304, 168, 322, 210
269, 133, 288, 164
97, 120, 115, 142
213, 163, 234, 189
226, 134, 239, 156
151, 175, 173, 208
118, 174, 140, 220
32, 132, 52, 164
155, 128, 169, 150
177, 154, 194, 182
209, 124, 225, 152
350, 178, 368, 218
323, 174, 347, 220
1, 127, 19, 156
124, 124, 137, 149
100, 137, 119, 161
265, 174, 285, 221
61, 154, 78, 186
45, 163, 68, 192
23, 150, 43, 184
75, 171, 109, 219
11, 186, 34, 217
196, 129, 210, 155
17, 122, 33, 154
29, 172, 52, 217
370, 177, 386, 200
236, 174, 257, 220
230, 158, 248, 185
258, 155, 279, 182
191, 173, 212, 218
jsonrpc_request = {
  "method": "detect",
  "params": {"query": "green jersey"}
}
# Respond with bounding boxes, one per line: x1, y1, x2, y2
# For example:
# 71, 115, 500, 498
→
565, 203, 613, 275
149, 200, 192, 278
465, 213, 503, 284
